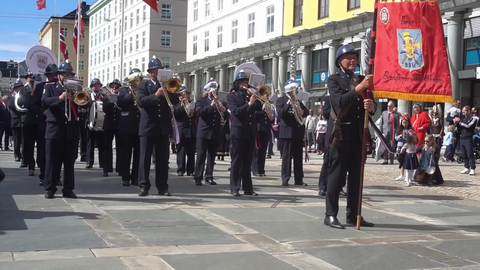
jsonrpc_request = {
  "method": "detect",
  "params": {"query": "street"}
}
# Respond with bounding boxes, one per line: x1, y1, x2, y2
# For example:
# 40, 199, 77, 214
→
1, 150, 480, 270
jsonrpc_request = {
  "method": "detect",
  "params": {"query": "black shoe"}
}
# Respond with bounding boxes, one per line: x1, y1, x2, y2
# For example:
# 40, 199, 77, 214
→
382, 161, 388, 165
266, 155, 271, 159
14, 158, 20, 162
138, 188, 149, 196
122, 179, 130, 186
85, 165, 92, 169
205, 179, 217, 185
244, 191, 258, 196
39, 180, 44, 186
103, 172, 108, 177
177, 172, 184, 176
187, 173, 192, 176
252, 173, 259, 176
131, 180, 139, 186
231, 191, 241, 197
20, 164, 27, 168
340, 190, 347, 196
282, 182, 289, 187
45, 191, 55, 199
324, 216, 345, 229
62, 191, 77, 199
195, 181, 203, 186
159, 190, 171, 196
56, 180, 62, 186
28, 170, 34, 176
319, 190, 326, 196
295, 182, 308, 186
346, 217, 375, 227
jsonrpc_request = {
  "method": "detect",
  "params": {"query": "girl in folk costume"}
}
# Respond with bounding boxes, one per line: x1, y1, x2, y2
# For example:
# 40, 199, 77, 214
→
401, 130, 419, 187
394, 116, 412, 181
410, 103, 431, 148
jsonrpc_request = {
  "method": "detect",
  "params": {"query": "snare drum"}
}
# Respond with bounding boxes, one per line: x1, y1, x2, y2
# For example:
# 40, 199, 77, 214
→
88, 100, 105, 131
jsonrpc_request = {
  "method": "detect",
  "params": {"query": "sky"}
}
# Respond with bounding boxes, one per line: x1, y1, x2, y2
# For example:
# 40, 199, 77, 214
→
0, 0, 96, 62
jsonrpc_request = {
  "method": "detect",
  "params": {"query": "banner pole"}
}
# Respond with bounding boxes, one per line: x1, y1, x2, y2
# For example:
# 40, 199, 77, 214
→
76, 0, 81, 75
58, 18, 61, 65
356, 0, 380, 231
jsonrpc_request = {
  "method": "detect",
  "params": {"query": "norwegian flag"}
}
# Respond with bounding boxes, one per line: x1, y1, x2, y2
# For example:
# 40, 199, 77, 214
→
143, 0, 158, 13
36, 0, 46, 10
72, 3, 84, 54
60, 29, 69, 60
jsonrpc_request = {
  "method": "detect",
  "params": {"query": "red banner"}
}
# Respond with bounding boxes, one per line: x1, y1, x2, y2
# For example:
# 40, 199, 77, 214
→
37, 0, 46, 10
143, 0, 158, 13
373, 1, 452, 103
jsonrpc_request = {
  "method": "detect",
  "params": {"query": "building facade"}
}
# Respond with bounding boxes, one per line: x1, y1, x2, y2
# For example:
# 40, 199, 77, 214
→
38, 2, 91, 86
87, 0, 187, 86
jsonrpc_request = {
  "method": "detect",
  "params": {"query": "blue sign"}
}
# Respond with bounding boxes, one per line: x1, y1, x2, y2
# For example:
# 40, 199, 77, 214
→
313, 71, 329, 83
296, 74, 301, 85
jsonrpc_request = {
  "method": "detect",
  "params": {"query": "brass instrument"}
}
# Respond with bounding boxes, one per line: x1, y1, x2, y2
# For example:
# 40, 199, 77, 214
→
257, 85, 275, 117
160, 78, 181, 110
180, 91, 192, 117
287, 90, 305, 125
127, 70, 143, 111
64, 78, 84, 121
210, 90, 225, 124
14, 91, 28, 113
73, 91, 90, 106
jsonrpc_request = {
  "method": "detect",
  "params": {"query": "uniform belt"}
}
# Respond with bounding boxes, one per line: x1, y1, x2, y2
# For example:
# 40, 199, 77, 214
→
341, 122, 351, 125
121, 112, 129, 116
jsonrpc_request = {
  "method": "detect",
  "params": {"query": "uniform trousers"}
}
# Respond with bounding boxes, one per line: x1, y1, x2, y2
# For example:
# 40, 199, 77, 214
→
252, 131, 270, 174
194, 138, 217, 182
325, 141, 362, 219
281, 138, 304, 185
12, 127, 22, 159
86, 130, 104, 167
23, 123, 45, 178
138, 135, 169, 192
318, 145, 329, 192
461, 138, 476, 170
230, 137, 255, 193
120, 133, 139, 183
176, 137, 196, 175
103, 129, 118, 173
44, 139, 78, 193
79, 123, 87, 160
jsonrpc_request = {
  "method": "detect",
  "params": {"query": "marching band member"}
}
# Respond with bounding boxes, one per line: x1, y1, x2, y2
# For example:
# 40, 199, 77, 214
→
324, 44, 375, 229
85, 78, 105, 169
8, 81, 25, 164
275, 78, 309, 187
173, 86, 196, 177
117, 69, 142, 186
137, 56, 179, 196
252, 87, 274, 177
227, 72, 262, 196
101, 79, 122, 177
193, 80, 224, 186
41, 60, 80, 199
78, 94, 88, 162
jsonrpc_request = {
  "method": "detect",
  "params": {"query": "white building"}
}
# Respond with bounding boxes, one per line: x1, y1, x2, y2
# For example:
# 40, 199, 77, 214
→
181, 0, 284, 97
87, 0, 187, 86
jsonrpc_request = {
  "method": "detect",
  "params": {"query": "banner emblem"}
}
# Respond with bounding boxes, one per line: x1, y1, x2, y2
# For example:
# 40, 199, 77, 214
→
380, 7, 390, 25
398, 30, 423, 71
37, 55, 48, 69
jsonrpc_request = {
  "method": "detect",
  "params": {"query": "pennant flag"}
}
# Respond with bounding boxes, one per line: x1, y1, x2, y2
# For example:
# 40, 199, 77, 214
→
36, 0, 46, 10
60, 30, 69, 60
143, 0, 158, 13
72, 4, 85, 54
373, 0, 452, 103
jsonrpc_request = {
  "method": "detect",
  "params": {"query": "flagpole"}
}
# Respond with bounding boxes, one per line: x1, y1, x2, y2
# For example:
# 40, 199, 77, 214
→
76, 0, 81, 75
119, 3, 125, 80
58, 18, 61, 65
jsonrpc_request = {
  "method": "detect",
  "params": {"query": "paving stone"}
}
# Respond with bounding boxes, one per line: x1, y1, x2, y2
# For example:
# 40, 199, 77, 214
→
92, 246, 184, 257
302, 244, 444, 270
286, 239, 353, 249
0, 257, 129, 270
209, 207, 317, 222
120, 255, 174, 270
162, 251, 297, 270
104, 209, 205, 228
13, 249, 94, 261
177, 244, 259, 254
429, 239, 480, 263
392, 243, 476, 267
381, 203, 471, 216
234, 234, 296, 254
0, 252, 12, 262
0, 210, 91, 230
355, 216, 453, 237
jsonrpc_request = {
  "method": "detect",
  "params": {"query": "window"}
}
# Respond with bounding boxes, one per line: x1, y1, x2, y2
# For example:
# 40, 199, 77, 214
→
124, 16, 127, 31
114, 44, 117, 58
262, 59, 272, 85
124, 63, 126, 78
102, 70, 105, 83
161, 31, 171, 47
107, 47, 110, 60
98, 53, 100, 64
193, 35, 197, 55
465, 37, 480, 66
90, 55, 93, 66
318, 0, 329, 19
142, 31, 146, 47
94, 53, 96, 65
114, 22, 117, 36
136, 9, 140, 25
80, 45, 85, 55
106, 68, 110, 82
136, 34, 139, 50
118, 42, 121, 56
348, 0, 360, 10
79, 76, 84, 83
130, 13, 133, 28
103, 28, 106, 41
218, 0, 223, 10
81, 32, 85, 39
108, 26, 111, 39
61, 27, 68, 37
266, 5, 275, 34
129, 37, 133, 52
108, 4, 111, 18
79, 61, 85, 70
161, 4, 172, 20
312, 49, 329, 88
143, 5, 146, 22
135, 59, 138, 67
129, 61, 132, 72
248, 13, 255, 39
95, 33, 97, 46
294, 0, 303, 27
160, 57, 171, 68
124, 39, 127, 55
217, 25, 223, 48
233, 0, 238, 3
115, 0, 117, 14
100, 11, 103, 22
113, 66, 116, 80
204, 31, 210, 52
231, 19, 238, 44
193, 1, 198, 22
205, 0, 210, 17
102, 49, 105, 62
142, 57, 146, 71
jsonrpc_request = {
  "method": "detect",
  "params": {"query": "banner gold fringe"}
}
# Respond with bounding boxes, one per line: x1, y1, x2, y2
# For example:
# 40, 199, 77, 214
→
374, 91, 453, 103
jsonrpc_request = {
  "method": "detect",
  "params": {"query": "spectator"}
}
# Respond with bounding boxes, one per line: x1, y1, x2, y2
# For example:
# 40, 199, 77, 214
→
394, 116, 412, 181
430, 111, 444, 148
379, 101, 399, 164
443, 125, 455, 162
454, 106, 477, 175
416, 134, 444, 186
305, 109, 318, 153
316, 115, 327, 155
411, 103, 431, 148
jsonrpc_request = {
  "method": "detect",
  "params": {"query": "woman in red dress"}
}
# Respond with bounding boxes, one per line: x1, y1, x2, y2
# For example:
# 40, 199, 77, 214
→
410, 104, 431, 148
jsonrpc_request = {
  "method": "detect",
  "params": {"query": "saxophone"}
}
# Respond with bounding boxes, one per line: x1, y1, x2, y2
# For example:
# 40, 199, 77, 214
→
180, 92, 192, 117
287, 90, 305, 126
128, 74, 142, 112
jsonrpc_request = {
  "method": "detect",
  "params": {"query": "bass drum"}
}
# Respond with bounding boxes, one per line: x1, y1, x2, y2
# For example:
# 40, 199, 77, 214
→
88, 101, 105, 131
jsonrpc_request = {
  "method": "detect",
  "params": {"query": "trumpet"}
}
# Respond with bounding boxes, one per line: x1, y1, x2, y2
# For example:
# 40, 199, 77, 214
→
180, 91, 193, 117
160, 78, 182, 111
210, 90, 225, 124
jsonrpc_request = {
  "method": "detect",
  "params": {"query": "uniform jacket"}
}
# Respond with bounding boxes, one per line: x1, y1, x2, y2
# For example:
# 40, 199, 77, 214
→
173, 102, 197, 139
326, 71, 376, 143
7, 93, 23, 128
136, 79, 179, 137
255, 108, 273, 133
117, 86, 141, 134
41, 81, 80, 140
276, 96, 309, 140
18, 81, 46, 127
227, 90, 262, 140
0, 101, 11, 128
102, 96, 121, 131
195, 95, 223, 140
380, 110, 400, 137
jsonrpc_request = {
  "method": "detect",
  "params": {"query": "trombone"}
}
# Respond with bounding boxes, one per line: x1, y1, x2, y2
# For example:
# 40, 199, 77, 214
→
64, 78, 90, 121
243, 85, 275, 117
160, 78, 182, 111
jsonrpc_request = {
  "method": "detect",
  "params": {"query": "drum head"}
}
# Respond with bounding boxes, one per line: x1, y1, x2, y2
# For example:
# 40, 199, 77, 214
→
88, 101, 105, 131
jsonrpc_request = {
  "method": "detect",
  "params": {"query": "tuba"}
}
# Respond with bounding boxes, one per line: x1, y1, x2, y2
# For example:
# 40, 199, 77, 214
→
14, 91, 28, 113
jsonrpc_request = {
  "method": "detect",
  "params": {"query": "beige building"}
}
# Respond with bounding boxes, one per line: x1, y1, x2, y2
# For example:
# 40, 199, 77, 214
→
38, 2, 91, 86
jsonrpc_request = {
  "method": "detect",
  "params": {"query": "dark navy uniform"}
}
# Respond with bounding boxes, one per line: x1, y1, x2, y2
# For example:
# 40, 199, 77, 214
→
136, 78, 179, 195
117, 85, 140, 186
101, 95, 121, 176
251, 108, 273, 176
318, 95, 331, 193
18, 77, 46, 179
86, 90, 105, 168
78, 104, 88, 161
173, 91, 196, 176
276, 82, 309, 186
41, 80, 80, 197
8, 84, 24, 162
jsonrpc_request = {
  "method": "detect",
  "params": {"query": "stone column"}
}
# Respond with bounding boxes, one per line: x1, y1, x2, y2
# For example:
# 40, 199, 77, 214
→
397, 100, 412, 116
194, 70, 202, 101
219, 64, 227, 92
278, 51, 289, 89
359, 33, 367, 75
300, 46, 312, 92
272, 53, 279, 92
183, 72, 191, 90
446, 12, 463, 102
327, 40, 340, 77
253, 56, 263, 72
206, 68, 214, 82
